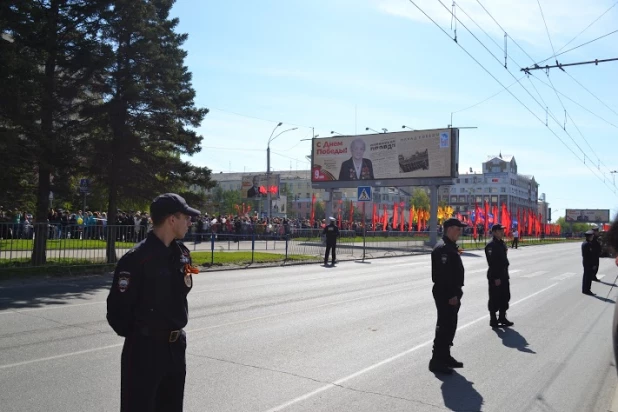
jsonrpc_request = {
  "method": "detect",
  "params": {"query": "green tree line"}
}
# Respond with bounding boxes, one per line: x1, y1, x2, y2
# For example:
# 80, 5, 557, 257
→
0, 0, 215, 263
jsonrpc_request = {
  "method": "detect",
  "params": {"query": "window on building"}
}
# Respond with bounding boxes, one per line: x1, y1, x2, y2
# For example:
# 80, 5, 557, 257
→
456, 179, 460, 183
460, 188, 466, 193
500, 187, 506, 193
476, 196, 482, 203
459, 195, 466, 202
450, 195, 457, 203
491, 196, 498, 203
464, 178, 469, 183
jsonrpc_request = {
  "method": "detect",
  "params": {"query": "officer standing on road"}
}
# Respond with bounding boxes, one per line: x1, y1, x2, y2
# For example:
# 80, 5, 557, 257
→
582, 229, 598, 295
429, 217, 467, 374
107, 193, 201, 412
511, 228, 519, 249
485, 224, 514, 328
590, 224, 602, 282
323, 216, 339, 266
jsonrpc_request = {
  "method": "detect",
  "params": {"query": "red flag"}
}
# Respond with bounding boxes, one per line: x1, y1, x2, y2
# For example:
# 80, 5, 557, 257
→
372, 204, 377, 230
409, 207, 414, 232
382, 204, 388, 231
393, 204, 399, 229
400, 207, 405, 231
349, 201, 354, 226
484, 201, 489, 235
310, 194, 316, 226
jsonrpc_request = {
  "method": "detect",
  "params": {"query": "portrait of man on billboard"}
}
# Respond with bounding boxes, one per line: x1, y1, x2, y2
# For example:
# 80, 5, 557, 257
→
576, 210, 589, 222
247, 175, 263, 198
338, 138, 375, 181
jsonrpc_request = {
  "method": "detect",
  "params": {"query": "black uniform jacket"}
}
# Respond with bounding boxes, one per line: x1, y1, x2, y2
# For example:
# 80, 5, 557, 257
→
431, 236, 465, 299
582, 240, 598, 268
107, 232, 193, 337
485, 237, 510, 281
323, 224, 340, 245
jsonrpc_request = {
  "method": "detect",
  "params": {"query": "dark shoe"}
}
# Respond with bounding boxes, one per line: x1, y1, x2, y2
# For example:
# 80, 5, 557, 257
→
583, 291, 596, 296
498, 317, 514, 327
490, 318, 499, 328
592, 278, 600, 282
429, 359, 453, 374
446, 356, 463, 368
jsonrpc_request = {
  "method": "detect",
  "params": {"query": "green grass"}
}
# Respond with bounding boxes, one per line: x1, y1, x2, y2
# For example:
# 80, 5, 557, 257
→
191, 251, 316, 266
0, 252, 316, 279
0, 239, 135, 251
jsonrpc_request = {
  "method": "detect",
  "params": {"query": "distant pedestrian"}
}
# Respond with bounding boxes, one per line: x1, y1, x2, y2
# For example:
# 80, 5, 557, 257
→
582, 229, 597, 295
511, 229, 519, 249
485, 224, 513, 328
323, 217, 339, 265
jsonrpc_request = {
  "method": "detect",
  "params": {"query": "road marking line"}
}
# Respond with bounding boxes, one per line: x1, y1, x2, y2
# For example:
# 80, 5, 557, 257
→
0, 285, 419, 370
262, 283, 559, 412
510, 270, 521, 274
550, 272, 576, 281
521, 270, 549, 278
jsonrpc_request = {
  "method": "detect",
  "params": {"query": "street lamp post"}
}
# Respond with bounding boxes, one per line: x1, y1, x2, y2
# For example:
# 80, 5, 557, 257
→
402, 125, 415, 130
366, 127, 387, 134
611, 170, 617, 186
330, 131, 343, 136
267, 124, 298, 219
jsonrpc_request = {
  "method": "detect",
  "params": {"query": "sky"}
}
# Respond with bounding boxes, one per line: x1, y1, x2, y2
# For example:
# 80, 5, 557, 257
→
170, 0, 618, 222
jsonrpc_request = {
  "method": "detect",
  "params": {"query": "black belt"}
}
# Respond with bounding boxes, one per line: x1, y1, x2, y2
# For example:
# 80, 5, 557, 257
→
138, 327, 184, 343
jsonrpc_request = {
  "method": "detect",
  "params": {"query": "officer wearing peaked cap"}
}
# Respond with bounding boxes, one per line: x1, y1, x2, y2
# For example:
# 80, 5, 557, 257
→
323, 216, 339, 266
107, 193, 200, 412
429, 217, 467, 374
485, 224, 513, 328
590, 224, 602, 282
582, 229, 597, 295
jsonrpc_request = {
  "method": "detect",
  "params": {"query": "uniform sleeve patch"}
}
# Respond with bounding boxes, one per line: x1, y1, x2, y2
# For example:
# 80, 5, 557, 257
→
441, 254, 448, 264
488, 248, 493, 256
118, 271, 130, 293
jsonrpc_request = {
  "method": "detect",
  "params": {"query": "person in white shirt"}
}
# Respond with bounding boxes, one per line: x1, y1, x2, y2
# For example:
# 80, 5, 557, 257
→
511, 229, 519, 249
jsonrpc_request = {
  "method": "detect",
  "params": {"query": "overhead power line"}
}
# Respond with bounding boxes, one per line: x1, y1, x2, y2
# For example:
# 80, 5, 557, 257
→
534, 29, 618, 67
405, 0, 617, 194
522, 57, 618, 72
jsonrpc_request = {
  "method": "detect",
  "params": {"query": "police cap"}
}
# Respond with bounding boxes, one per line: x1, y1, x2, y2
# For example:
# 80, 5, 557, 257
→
585, 229, 594, 236
492, 224, 505, 232
443, 217, 466, 229
150, 193, 201, 221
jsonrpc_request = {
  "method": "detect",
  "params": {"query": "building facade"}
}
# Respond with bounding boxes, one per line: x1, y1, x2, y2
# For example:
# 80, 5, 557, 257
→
437, 154, 540, 218
203, 170, 412, 219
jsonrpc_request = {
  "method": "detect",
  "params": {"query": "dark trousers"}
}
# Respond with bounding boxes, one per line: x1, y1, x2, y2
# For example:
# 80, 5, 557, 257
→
511, 237, 519, 249
582, 266, 595, 293
121, 332, 187, 412
488, 279, 511, 316
432, 287, 461, 359
324, 242, 336, 264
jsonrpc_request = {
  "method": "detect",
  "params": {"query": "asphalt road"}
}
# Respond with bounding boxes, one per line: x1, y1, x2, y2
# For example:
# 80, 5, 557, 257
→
0, 242, 616, 411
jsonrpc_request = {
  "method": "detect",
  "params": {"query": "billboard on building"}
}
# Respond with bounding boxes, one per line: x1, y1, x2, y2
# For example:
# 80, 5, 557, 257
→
565, 209, 610, 223
272, 195, 287, 215
241, 174, 280, 200
311, 128, 458, 185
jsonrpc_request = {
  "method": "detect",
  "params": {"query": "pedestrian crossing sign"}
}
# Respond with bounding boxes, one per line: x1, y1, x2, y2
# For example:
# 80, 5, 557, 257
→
357, 186, 372, 202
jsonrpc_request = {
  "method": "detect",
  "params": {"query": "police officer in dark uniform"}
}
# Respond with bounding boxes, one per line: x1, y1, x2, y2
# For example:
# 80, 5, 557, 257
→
485, 224, 514, 328
323, 216, 339, 266
590, 224, 602, 282
429, 217, 467, 374
107, 193, 200, 412
582, 229, 597, 295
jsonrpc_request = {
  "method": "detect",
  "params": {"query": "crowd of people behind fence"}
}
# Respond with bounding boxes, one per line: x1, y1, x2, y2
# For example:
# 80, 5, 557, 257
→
0, 205, 436, 242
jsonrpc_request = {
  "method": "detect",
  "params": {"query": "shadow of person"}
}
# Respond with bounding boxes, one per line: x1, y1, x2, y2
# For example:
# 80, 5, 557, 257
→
593, 295, 615, 303
493, 327, 536, 354
435, 371, 484, 411
598, 280, 618, 287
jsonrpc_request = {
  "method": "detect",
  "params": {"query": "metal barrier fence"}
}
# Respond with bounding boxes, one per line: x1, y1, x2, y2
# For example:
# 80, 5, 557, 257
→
0, 222, 565, 268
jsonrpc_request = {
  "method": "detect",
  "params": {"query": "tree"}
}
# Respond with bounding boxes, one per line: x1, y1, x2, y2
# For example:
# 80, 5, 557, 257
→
84, 0, 213, 262
555, 216, 589, 234
1, 0, 109, 264
410, 188, 430, 211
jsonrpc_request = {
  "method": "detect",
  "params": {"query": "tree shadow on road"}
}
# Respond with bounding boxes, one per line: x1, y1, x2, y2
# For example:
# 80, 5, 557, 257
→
493, 327, 536, 354
0, 274, 111, 311
434, 371, 484, 411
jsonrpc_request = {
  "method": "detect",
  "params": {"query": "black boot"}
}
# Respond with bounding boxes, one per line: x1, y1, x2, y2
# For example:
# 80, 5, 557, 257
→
498, 313, 514, 327
445, 355, 463, 368
429, 350, 453, 374
490, 313, 499, 328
